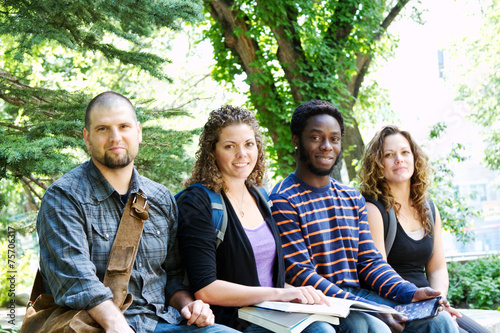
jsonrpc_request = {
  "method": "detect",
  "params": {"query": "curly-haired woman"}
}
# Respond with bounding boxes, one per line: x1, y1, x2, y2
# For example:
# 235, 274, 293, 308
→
176, 105, 336, 332
358, 125, 487, 333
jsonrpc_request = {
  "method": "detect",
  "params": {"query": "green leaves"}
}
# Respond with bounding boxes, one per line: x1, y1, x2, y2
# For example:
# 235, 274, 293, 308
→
0, 1, 206, 220
0, 0, 203, 79
427, 124, 477, 243
206, 0, 410, 179
448, 255, 500, 310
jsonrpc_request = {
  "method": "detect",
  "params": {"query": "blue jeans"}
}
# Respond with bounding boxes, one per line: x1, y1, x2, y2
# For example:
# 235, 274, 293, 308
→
244, 321, 336, 332
154, 322, 239, 332
337, 311, 391, 333
343, 287, 459, 333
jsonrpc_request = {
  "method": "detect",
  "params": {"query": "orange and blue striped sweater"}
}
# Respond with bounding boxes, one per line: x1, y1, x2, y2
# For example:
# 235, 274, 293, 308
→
270, 173, 418, 304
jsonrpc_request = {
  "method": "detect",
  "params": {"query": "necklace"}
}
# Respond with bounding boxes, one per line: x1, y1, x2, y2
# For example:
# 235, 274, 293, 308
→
227, 188, 245, 218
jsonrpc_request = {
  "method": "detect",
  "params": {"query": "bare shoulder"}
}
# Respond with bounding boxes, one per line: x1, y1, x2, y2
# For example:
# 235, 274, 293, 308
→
366, 202, 383, 219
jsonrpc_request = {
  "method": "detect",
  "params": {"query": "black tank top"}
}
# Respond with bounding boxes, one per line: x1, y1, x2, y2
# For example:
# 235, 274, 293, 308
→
387, 222, 433, 288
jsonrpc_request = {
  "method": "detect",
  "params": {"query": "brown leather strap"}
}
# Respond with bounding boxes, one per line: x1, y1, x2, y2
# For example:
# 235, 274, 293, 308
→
29, 191, 149, 308
103, 191, 149, 307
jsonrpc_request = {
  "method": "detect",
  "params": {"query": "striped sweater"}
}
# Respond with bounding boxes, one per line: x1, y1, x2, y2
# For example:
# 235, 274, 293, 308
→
270, 173, 417, 304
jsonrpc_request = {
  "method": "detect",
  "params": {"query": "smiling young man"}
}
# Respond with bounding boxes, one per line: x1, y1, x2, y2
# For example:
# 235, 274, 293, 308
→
36, 92, 236, 333
270, 100, 458, 333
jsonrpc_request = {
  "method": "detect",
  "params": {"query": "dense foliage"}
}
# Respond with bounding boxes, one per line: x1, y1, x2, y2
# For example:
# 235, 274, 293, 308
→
0, 0, 204, 225
205, 0, 413, 179
448, 255, 500, 310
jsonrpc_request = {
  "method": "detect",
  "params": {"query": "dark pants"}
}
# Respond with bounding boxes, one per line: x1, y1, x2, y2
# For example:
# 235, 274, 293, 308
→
457, 312, 490, 333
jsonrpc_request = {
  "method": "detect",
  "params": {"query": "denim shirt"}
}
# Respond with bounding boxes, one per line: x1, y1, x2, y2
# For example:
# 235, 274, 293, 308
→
37, 159, 188, 332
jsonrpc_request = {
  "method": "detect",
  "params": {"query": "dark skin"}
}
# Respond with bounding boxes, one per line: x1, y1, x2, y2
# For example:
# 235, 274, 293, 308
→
293, 114, 444, 333
292, 114, 341, 188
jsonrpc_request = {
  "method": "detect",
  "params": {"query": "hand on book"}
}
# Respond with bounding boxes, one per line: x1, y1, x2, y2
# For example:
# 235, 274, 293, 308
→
280, 285, 330, 305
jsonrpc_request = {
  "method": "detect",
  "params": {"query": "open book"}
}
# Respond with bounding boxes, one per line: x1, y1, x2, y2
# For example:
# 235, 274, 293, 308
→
238, 307, 339, 333
253, 296, 400, 318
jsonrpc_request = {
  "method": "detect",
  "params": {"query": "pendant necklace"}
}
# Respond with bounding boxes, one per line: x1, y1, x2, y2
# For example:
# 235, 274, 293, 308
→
227, 187, 245, 218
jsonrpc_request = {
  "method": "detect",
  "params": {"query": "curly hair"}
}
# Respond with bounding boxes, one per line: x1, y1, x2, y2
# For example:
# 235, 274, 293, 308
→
291, 100, 345, 137
358, 125, 433, 235
184, 105, 266, 193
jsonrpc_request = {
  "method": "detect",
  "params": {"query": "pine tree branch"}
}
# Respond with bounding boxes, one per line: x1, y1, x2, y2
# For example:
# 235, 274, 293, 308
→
160, 97, 214, 112
28, 175, 49, 191
0, 122, 26, 131
22, 183, 39, 212
0, 67, 51, 106
21, 176, 43, 201
169, 73, 212, 107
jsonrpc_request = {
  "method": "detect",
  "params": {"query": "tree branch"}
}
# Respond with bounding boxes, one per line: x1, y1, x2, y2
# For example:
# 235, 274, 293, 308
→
0, 68, 51, 106
259, 1, 307, 103
209, 0, 261, 77
325, 0, 358, 43
0, 121, 26, 131
28, 175, 49, 190
349, 0, 411, 100
21, 176, 44, 201
208, 1, 280, 132
378, 0, 411, 39
161, 97, 214, 112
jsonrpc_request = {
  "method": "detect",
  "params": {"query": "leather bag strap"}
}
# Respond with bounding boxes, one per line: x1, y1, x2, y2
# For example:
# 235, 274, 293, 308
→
103, 190, 149, 307
29, 191, 149, 308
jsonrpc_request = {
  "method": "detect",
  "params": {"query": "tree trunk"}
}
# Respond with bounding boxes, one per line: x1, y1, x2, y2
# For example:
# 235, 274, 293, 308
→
343, 119, 365, 181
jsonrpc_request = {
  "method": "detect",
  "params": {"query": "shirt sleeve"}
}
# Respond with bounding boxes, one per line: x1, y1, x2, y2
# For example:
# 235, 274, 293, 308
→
176, 187, 219, 293
271, 192, 371, 303
37, 185, 113, 310
356, 196, 418, 304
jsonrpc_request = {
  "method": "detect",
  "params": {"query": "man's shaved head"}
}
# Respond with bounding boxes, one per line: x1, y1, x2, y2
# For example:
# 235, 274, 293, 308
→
84, 91, 136, 130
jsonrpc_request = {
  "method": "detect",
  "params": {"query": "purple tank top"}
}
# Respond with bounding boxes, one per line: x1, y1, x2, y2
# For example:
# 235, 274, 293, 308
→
243, 221, 277, 287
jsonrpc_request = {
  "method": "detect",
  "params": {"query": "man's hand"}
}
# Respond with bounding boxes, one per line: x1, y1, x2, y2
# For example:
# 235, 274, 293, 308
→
374, 312, 406, 333
87, 300, 134, 333
180, 299, 215, 327
411, 287, 441, 302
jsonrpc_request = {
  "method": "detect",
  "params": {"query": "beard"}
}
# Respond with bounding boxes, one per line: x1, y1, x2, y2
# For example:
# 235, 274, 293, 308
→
102, 152, 133, 169
297, 139, 341, 176
91, 147, 135, 169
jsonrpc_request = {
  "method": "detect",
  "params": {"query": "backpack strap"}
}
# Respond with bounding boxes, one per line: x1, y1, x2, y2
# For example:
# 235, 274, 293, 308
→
176, 183, 272, 249
386, 207, 397, 255
367, 197, 437, 256
254, 185, 273, 210
365, 197, 397, 255
426, 199, 436, 227
175, 183, 227, 248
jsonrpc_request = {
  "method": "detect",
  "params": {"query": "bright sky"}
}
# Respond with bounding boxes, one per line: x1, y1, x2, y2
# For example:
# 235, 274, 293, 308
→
374, 0, 500, 192
371, 0, 481, 144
